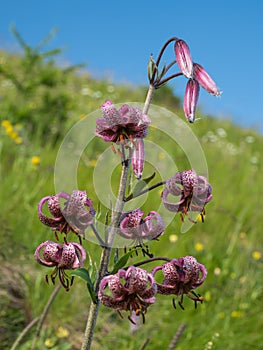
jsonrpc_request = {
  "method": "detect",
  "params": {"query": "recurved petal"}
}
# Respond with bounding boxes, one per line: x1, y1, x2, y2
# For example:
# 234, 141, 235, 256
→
100, 100, 122, 126
35, 241, 62, 267
142, 211, 165, 240
59, 243, 76, 268
165, 173, 183, 196
125, 267, 153, 296
118, 209, 144, 239
161, 188, 185, 213
47, 195, 63, 217
71, 242, 86, 268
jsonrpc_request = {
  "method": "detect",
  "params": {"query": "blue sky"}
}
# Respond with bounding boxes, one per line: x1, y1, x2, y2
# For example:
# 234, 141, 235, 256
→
1, 0, 263, 132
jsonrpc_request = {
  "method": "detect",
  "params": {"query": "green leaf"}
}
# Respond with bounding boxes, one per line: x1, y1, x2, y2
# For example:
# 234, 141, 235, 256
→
143, 171, 156, 185
111, 248, 137, 274
71, 267, 91, 282
71, 268, 96, 303
113, 248, 119, 265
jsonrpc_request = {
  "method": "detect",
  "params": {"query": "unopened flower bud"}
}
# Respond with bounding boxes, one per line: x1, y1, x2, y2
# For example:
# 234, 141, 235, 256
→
132, 139, 145, 179
193, 63, 221, 96
183, 79, 200, 123
174, 39, 193, 78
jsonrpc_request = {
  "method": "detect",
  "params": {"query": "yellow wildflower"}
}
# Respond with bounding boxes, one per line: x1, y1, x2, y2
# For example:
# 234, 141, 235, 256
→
231, 310, 244, 318
56, 326, 69, 338
252, 251, 262, 260
5, 124, 13, 135
10, 131, 18, 140
1, 119, 11, 128
195, 242, 204, 252
31, 156, 40, 166
169, 234, 178, 243
14, 136, 23, 144
44, 338, 55, 348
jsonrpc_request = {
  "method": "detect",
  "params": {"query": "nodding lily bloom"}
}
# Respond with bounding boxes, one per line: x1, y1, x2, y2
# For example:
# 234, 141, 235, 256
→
38, 190, 95, 237
193, 63, 221, 96
132, 139, 145, 179
174, 39, 221, 123
183, 79, 200, 123
98, 266, 157, 323
95, 101, 150, 144
161, 169, 212, 221
152, 256, 207, 309
118, 208, 165, 244
34, 240, 86, 291
174, 39, 193, 78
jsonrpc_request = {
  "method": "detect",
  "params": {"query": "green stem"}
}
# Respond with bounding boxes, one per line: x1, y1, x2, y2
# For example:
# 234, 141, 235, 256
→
124, 180, 166, 202
133, 256, 171, 268
80, 83, 156, 350
167, 323, 186, 350
143, 84, 155, 114
11, 317, 40, 350
81, 159, 130, 350
31, 284, 61, 350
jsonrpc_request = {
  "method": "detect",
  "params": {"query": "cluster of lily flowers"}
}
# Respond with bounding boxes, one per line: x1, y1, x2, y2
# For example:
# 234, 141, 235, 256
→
34, 37, 218, 323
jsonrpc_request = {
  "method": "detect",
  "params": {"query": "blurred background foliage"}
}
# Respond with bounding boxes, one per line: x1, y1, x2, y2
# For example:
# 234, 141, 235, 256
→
0, 29, 263, 350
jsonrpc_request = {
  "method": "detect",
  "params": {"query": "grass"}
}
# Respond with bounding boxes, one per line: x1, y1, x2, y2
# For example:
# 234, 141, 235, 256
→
1, 46, 263, 350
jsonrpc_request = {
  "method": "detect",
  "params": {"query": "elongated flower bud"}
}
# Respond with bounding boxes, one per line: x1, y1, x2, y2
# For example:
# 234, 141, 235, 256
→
183, 79, 200, 123
174, 39, 193, 78
193, 63, 221, 96
132, 139, 145, 179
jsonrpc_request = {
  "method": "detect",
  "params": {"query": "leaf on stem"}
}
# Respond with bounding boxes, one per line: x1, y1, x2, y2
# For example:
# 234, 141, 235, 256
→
110, 248, 137, 274
71, 268, 96, 303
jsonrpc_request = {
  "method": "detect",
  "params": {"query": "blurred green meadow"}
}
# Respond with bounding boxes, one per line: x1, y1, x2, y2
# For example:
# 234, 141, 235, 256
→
1, 31, 263, 350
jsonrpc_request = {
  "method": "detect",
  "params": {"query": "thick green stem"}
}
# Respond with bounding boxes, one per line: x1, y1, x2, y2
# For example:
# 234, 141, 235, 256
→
81, 160, 130, 350
143, 84, 155, 114
81, 84, 156, 350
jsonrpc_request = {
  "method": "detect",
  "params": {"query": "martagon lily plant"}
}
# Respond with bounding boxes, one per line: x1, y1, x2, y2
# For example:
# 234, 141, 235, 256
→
28, 36, 220, 350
